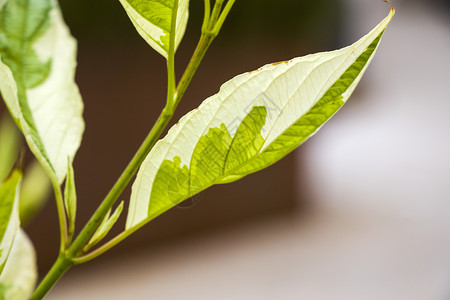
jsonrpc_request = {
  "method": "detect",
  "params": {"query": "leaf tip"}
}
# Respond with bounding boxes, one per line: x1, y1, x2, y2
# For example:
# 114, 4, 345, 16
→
387, 7, 395, 23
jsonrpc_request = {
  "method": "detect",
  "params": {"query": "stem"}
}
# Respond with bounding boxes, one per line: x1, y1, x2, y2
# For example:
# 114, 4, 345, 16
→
72, 228, 133, 264
68, 0, 180, 263
29, 254, 73, 300
31, 109, 173, 299
213, 0, 236, 34
202, 0, 211, 33
69, 31, 218, 262
174, 33, 215, 108
167, 58, 176, 108
67, 108, 173, 259
73, 0, 238, 264
175, 0, 237, 106
166, 0, 178, 109
72, 35, 220, 264
74, 203, 167, 264
51, 180, 68, 251
208, 0, 224, 29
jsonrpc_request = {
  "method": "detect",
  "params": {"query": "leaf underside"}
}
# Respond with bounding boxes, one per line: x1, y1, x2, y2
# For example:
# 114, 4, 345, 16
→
0, 0, 84, 184
147, 33, 380, 218
0, 0, 54, 173
0, 230, 37, 300
119, 0, 189, 58
127, 10, 394, 229
0, 170, 21, 275
0, 113, 20, 183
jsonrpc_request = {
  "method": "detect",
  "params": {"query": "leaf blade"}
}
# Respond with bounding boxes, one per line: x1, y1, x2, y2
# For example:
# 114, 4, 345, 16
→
0, 113, 20, 183
127, 10, 394, 229
64, 160, 77, 238
118, 0, 190, 58
0, 230, 37, 300
86, 201, 124, 251
228, 31, 386, 178
0, 0, 85, 185
0, 170, 21, 275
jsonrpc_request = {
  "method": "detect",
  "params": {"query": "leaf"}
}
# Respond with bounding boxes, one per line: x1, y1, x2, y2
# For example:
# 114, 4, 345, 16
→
63, 160, 77, 231
0, 170, 21, 274
0, 230, 37, 300
19, 160, 51, 225
0, 0, 84, 185
86, 201, 124, 251
118, 0, 190, 58
0, 113, 20, 183
126, 10, 395, 229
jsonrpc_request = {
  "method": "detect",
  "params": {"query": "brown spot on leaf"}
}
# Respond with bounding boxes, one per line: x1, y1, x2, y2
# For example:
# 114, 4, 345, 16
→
271, 60, 288, 66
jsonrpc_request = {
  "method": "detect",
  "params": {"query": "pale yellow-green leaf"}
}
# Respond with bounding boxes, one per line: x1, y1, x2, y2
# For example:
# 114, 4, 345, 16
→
86, 201, 124, 251
0, 230, 37, 300
0, 170, 21, 274
0, 113, 20, 183
63, 160, 77, 229
118, 0, 190, 58
126, 10, 394, 229
0, 0, 84, 185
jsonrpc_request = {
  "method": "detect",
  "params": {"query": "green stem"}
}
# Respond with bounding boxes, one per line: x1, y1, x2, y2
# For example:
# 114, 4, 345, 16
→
72, 204, 166, 264
208, 0, 224, 29
174, 32, 215, 108
29, 254, 73, 300
166, 0, 178, 109
71, 31, 220, 265
74, 0, 236, 263
66, 0, 179, 262
72, 1, 238, 264
213, 0, 236, 34
71, 34, 219, 265
175, 0, 237, 106
202, 0, 211, 33
30, 108, 174, 300
72, 227, 134, 264
67, 108, 173, 258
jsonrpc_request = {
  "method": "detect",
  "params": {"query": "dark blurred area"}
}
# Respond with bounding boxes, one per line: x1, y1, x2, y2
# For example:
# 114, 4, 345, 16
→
15, 0, 342, 274
58, 0, 341, 46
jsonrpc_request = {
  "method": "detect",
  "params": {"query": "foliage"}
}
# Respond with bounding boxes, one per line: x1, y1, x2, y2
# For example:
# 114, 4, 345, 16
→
0, 0, 394, 298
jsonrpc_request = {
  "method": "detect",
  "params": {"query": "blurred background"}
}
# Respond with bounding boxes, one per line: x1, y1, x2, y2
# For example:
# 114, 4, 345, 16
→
2, 0, 449, 298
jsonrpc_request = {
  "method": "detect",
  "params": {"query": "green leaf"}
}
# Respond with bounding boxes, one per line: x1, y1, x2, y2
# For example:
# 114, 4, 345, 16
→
19, 160, 51, 225
86, 201, 124, 251
0, 170, 21, 275
0, 230, 37, 300
0, 113, 20, 183
127, 10, 394, 229
118, 0, 190, 58
0, 0, 84, 185
63, 159, 77, 235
